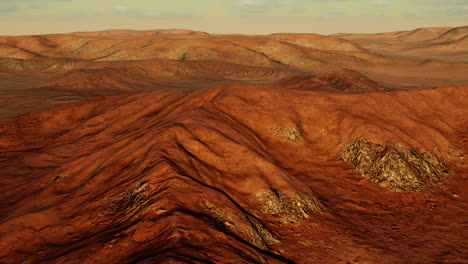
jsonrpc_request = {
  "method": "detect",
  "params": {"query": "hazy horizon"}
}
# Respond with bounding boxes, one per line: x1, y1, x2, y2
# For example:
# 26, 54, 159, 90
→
1, 0, 467, 36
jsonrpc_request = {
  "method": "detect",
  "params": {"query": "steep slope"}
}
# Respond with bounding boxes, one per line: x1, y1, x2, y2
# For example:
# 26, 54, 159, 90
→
0, 84, 466, 263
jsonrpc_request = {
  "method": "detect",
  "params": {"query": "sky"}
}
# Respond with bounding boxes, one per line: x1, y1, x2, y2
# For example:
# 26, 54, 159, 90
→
0, 0, 467, 36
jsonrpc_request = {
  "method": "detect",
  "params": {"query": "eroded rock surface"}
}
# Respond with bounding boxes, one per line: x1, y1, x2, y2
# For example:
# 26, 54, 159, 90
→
0, 84, 467, 263
341, 139, 449, 191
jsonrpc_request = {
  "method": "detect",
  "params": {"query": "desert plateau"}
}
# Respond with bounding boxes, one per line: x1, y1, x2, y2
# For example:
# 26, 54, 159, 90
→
0, 25, 467, 264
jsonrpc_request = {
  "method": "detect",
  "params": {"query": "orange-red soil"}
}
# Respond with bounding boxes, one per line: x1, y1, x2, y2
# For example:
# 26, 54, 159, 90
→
0, 84, 467, 263
0, 27, 467, 263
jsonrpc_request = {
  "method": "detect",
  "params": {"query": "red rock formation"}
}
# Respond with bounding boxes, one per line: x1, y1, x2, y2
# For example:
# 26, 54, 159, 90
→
1, 27, 467, 263
275, 69, 385, 92
0, 84, 466, 263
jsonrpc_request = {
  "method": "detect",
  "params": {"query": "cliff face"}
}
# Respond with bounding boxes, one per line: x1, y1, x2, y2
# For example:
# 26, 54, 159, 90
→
0, 84, 466, 263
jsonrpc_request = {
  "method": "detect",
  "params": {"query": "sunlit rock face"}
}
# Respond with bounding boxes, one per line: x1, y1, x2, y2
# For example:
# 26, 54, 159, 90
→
341, 139, 449, 192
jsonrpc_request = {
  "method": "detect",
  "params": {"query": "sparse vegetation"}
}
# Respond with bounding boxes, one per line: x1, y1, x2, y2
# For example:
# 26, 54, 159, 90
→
341, 139, 449, 192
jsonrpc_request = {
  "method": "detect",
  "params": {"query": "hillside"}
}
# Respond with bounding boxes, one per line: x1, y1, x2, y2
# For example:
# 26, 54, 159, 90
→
334, 26, 468, 62
1, 25, 468, 263
1, 29, 467, 85
1, 28, 468, 120
275, 69, 386, 92
0, 84, 466, 263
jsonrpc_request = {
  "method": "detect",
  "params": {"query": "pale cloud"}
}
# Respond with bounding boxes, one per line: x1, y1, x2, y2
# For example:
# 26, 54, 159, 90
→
425, 0, 467, 4
402, 0, 468, 18
112, 5, 199, 19
0, 1, 45, 12
226, 0, 362, 19
228, 0, 314, 15
413, 0, 468, 16
25, 11, 98, 20
319, 8, 347, 19
1, 0, 466, 24
368, 0, 394, 7
0, 0, 69, 13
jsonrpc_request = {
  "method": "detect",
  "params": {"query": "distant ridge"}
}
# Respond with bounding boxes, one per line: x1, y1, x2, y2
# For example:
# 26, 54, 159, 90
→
68, 29, 211, 37
397, 27, 453, 42
429, 26, 468, 42
334, 25, 468, 62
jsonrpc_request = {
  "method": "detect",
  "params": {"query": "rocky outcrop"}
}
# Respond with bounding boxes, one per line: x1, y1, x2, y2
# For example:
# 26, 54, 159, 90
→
341, 139, 449, 191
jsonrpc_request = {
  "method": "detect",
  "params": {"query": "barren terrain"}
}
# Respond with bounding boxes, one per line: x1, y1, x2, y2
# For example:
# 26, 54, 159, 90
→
334, 26, 468, 62
0, 27, 467, 263
1, 27, 468, 118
